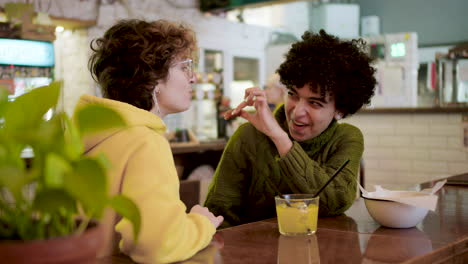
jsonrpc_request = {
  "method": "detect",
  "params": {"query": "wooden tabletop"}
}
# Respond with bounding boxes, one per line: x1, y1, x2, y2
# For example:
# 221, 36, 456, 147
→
97, 174, 468, 263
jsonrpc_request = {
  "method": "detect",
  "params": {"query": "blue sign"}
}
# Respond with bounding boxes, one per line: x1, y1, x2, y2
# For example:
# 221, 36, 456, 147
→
0, 39, 54, 67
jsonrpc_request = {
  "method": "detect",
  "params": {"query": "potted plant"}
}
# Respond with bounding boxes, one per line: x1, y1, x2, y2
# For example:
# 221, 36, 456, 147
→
0, 82, 140, 263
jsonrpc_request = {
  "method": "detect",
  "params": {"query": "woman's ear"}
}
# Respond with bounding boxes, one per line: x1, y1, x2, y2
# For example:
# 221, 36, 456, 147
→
335, 112, 342, 120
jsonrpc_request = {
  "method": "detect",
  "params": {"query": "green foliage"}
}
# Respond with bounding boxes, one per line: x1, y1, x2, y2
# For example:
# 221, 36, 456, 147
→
0, 82, 140, 242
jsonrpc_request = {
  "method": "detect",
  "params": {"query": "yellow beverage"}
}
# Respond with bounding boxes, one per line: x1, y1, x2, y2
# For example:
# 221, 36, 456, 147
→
276, 202, 319, 235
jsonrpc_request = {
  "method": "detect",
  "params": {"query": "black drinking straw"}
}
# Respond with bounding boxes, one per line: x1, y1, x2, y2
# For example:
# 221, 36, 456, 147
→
313, 159, 350, 198
272, 159, 350, 205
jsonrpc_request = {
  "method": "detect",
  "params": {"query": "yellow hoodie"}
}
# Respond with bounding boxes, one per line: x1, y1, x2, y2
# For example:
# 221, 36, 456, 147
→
74, 95, 215, 263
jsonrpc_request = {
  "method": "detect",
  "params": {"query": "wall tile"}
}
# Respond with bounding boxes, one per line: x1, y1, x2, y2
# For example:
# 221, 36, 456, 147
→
349, 112, 466, 187
396, 171, 426, 185
378, 159, 412, 170
410, 172, 447, 182
412, 136, 448, 148
364, 147, 395, 159
447, 137, 463, 148
447, 113, 462, 123
412, 113, 451, 124
429, 124, 461, 136
412, 161, 448, 173
362, 159, 379, 169
363, 135, 379, 147
378, 135, 412, 147
365, 170, 395, 181
393, 148, 430, 160
430, 150, 467, 161
448, 162, 468, 174
360, 124, 395, 136
394, 124, 430, 136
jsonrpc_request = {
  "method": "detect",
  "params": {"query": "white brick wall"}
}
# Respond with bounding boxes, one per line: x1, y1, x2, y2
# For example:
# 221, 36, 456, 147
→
54, 29, 94, 115
346, 113, 468, 189
0, 0, 98, 20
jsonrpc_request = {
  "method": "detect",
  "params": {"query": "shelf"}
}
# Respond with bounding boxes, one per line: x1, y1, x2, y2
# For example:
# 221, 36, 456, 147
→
359, 107, 468, 114
49, 15, 96, 29
171, 139, 227, 155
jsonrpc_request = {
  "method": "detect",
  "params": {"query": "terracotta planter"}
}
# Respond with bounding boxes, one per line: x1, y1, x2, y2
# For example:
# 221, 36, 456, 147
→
0, 222, 104, 264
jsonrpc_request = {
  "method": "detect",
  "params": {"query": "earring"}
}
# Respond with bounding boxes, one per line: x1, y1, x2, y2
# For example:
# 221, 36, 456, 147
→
335, 113, 342, 120
154, 88, 161, 114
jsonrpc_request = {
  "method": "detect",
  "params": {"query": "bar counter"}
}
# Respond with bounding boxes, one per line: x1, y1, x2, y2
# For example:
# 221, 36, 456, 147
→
170, 139, 227, 155
97, 173, 468, 263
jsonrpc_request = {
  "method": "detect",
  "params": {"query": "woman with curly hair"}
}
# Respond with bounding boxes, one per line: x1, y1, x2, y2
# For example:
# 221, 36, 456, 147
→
74, 19, 223, 263
205, 30, 376, 228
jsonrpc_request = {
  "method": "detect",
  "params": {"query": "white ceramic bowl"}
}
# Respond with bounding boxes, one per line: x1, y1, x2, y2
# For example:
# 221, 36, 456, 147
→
363, 195, 429, 228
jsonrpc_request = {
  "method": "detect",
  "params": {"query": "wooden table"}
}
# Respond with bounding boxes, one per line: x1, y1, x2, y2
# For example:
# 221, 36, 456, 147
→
97, 174, 468, 263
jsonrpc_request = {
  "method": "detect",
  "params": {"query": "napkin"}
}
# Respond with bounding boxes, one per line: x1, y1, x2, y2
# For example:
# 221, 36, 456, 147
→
359, 180, 446, 211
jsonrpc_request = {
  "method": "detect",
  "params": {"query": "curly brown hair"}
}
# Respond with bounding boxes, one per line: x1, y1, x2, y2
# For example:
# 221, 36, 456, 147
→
277, 30, 376, 117
89, 19, 197, 110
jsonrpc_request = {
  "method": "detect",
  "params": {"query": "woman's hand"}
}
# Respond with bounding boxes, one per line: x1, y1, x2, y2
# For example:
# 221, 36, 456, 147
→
224, 87, 293, 156
190, 205, 224, 228
224, 87, 281, 138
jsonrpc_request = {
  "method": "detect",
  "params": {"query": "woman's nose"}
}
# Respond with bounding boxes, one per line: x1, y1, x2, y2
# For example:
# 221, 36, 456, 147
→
293, 100, 308, 117
189, 73, 196, 83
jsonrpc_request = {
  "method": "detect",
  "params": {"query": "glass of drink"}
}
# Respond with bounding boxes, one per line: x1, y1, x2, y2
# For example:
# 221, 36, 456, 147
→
275, 194, 319, 236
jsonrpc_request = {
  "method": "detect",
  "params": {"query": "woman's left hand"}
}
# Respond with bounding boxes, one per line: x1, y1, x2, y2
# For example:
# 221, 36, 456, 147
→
224, 88, 292, 156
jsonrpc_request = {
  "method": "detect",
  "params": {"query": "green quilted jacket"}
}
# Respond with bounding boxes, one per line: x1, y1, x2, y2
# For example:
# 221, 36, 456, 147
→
204, 105, 363, 228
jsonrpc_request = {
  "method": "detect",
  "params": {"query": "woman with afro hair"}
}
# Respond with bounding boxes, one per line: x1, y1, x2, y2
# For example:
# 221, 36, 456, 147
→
205, 30, 376, 228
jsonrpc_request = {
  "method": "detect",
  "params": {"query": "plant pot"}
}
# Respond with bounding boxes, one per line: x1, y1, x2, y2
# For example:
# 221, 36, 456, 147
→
0, 221, 104, 264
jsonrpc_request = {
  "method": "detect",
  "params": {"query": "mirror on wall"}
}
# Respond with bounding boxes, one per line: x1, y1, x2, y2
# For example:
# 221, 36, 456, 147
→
204, 50, 223, 74
231, 56, 259, 109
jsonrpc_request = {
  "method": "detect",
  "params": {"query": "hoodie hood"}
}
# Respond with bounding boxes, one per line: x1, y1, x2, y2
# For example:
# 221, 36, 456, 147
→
75, 94, 166, 152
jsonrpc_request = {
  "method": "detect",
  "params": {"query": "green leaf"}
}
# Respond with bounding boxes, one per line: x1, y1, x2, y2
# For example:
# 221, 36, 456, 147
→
64, 158, 107, 218
75, 104, 126, 136
95, 152, 112, 170
3, 81, 61, 132
63, 114, 84, 160
0, 81, 142, 240
44, 153, 71, 188
32, 189, 77, 214
8, 114, 63, 154
0, 167, 29, 202
0, 144, 24, 169
0, 134, 26, 170
0, 86, 9, 118
109, 195, 141, 242
31, 114, 63, 145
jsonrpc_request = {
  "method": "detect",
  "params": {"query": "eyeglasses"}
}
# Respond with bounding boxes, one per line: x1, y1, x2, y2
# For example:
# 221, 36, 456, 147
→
173, 59, 194, 79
